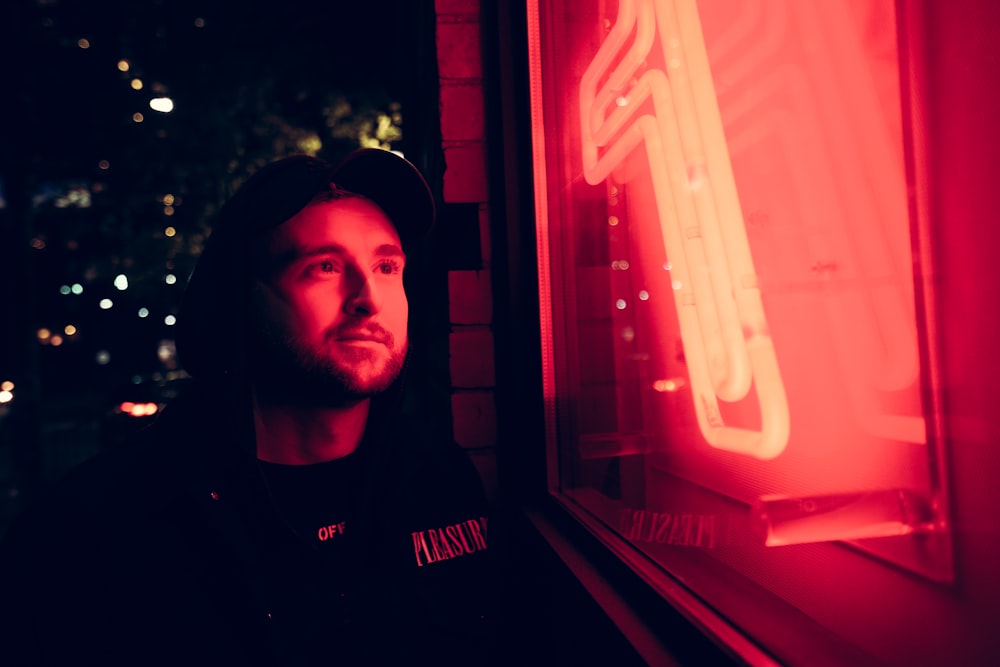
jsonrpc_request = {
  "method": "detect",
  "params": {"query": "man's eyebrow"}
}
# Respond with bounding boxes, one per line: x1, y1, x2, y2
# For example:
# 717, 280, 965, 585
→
372, 243, 405, 258
271, 242, 405, 268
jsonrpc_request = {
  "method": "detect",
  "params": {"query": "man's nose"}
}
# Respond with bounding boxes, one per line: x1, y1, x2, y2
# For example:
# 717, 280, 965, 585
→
343, 270, 381, 316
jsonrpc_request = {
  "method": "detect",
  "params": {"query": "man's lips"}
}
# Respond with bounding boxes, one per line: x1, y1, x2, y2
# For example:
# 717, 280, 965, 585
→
331, 327, 392, 345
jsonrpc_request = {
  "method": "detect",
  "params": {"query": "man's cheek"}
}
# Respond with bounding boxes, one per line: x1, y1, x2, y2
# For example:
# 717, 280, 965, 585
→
391, 296, 409, 344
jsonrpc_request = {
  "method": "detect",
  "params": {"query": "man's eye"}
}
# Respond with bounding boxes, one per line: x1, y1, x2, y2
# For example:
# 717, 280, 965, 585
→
305, 260, 338, 277
376, 259, 402, 275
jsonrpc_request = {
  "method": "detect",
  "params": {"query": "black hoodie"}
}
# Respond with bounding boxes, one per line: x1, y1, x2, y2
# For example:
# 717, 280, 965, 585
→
0, 150, 496, 666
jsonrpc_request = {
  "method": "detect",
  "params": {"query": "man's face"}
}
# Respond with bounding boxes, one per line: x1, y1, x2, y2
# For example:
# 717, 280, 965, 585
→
251, 196, 409, 401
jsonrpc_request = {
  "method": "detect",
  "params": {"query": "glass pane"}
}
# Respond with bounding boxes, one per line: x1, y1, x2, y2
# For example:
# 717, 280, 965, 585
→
527, 0, 953, 663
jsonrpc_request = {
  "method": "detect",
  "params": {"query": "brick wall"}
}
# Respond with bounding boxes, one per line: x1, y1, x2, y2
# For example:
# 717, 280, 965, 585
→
434, 0, 497, 504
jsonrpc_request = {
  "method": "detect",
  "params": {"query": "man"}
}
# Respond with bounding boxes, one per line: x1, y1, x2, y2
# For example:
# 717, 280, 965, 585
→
0, 149, 496, 665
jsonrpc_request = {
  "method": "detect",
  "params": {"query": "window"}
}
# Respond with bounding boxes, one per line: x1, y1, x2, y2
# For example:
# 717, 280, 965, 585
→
526, 1, 961, 663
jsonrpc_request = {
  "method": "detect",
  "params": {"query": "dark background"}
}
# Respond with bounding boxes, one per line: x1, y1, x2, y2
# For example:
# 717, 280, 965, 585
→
0, 0, 445, 536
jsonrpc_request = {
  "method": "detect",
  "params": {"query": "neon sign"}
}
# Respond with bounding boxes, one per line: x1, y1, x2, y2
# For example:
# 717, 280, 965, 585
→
580, 0, 788, 459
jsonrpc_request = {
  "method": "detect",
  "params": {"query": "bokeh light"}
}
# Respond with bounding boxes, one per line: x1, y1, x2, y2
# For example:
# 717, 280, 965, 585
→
149, 97, 174, 113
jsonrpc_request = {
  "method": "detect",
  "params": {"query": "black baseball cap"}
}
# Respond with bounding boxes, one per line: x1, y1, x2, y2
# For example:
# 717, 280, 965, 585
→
212, 148, 434, 249
176, 148, 435, 379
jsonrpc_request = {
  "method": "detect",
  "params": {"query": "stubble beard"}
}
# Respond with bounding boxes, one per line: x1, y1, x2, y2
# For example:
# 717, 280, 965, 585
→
252, 328, 407, 407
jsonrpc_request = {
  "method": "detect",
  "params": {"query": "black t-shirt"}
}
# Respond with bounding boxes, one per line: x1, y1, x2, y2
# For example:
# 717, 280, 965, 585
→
255, 453, 365, 664
257, 453, 361, 556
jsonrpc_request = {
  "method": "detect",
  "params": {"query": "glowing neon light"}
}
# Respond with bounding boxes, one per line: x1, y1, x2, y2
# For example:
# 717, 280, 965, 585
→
580, 0, 788, 459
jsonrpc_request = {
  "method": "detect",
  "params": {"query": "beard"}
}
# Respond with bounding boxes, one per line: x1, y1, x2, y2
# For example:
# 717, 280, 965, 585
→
250, 322, 407, 407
